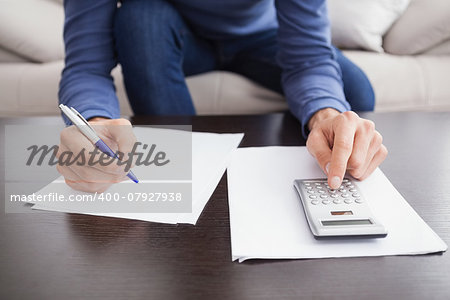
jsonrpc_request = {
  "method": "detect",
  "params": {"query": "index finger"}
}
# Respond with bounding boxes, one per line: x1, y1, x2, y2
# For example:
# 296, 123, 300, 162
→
104, 119, 137, 155
328, 121, 356, 189
92, 119, 137, 168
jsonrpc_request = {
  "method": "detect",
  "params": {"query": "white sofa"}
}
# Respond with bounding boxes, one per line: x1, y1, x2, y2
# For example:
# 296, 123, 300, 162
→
1, 0, 450, 117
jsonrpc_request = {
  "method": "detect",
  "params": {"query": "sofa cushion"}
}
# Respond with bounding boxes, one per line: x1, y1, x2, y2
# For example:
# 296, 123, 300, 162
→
328, 0, 410, 52
2, 56, 450, 118
424, 39, 450, 56
383, 0, 450, 55
187, 72, 287, 115
344, 51, 450, 111
343, 51, 425, 110
0, 0, 64, 63
0, 47, 28, 63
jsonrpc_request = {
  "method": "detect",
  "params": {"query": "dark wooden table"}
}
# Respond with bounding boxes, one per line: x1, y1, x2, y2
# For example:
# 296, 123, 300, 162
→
1, 112, 449, 299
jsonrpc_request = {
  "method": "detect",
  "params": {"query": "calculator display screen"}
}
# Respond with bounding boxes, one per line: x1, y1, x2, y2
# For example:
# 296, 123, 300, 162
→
321, 219, 372, 226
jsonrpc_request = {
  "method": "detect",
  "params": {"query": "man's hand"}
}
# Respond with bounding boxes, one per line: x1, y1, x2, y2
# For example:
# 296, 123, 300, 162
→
56, 117, 137, 193
306, 108, 388, 189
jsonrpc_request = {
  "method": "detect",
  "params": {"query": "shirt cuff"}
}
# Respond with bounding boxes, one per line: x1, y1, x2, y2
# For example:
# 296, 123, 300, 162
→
61, 108, 117, 126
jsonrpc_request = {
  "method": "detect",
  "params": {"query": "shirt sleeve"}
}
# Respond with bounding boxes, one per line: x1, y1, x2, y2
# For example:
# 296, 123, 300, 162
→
275, 0, 351, 137
59, 0, 120, 125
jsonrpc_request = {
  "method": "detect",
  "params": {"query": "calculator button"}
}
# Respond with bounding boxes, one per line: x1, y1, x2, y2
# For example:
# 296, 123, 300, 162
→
355, 198, 364, 203
352, 193, 360, 198
304, 183, 311, 186
316, 186, 323, 189
330, 194, 338, 198
333, 199, 342, 204
320, 195, 328, 199
315, 183, 321, 186
341, 193, 350, 198
306, 186, 313, 190
349, 188, 357, 192
322, 200, 331, 205
347, 185, 355, 188
318, 190, 326, 194
344, 199, 353, 204
329, 189, 336, 193
338, 188, 346, 193
309, 195, 317, 199
307, 190, 315, 194
342, 179, 349, 183
311, 200, 319, 205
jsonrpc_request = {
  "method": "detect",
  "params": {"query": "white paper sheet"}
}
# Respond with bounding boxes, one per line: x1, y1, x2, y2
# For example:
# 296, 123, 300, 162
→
31, 127, 244, 225
228, 146, 447, 262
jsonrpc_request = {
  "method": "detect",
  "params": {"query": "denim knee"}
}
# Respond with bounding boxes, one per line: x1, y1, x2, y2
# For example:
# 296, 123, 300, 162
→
333, 47, 375, 111
114, 0, 197, 115
114, 0, 185, 67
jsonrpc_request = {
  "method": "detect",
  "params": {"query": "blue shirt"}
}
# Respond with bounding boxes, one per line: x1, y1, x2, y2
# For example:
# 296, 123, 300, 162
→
59, 0, 350, 135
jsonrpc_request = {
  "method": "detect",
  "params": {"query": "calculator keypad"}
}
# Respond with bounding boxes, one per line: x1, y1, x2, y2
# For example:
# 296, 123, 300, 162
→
303, 179, 363, 205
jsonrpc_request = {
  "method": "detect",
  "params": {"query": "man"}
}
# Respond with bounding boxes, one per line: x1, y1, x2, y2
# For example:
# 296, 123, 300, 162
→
57, 0, 387, 193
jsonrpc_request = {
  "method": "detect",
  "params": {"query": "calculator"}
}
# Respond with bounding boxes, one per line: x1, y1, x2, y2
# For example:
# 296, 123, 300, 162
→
293, 178, 387, 239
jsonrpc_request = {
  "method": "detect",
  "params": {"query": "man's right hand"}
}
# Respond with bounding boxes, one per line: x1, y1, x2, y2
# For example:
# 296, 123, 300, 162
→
56, 117, 137, 193
306, 109, 388, 189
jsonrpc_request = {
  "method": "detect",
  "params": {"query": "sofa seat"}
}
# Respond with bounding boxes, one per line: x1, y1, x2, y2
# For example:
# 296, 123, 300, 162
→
1, 49, 450, 118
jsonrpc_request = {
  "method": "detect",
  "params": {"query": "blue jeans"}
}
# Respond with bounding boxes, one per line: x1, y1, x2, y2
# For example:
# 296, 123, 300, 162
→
114, 0, 375, 115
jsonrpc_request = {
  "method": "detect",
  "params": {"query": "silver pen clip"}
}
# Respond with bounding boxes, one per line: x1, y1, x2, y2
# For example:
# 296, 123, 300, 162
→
70, 107, 97, 135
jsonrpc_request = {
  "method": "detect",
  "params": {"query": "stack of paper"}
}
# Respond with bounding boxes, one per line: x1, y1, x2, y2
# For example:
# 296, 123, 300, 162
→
228, 146, 447, 262
30, 127, 244, 224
